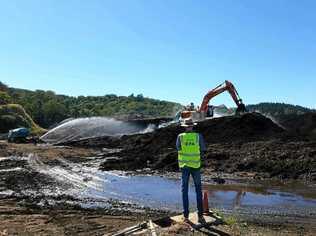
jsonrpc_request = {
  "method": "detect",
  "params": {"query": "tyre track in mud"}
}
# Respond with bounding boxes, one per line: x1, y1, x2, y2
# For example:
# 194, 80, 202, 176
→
0, 142, 168, 235
0, 152, 171, 217
28, 154, 104, 192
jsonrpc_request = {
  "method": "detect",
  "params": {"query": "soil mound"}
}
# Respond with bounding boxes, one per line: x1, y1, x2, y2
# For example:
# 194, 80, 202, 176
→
70, 112, 284, 148
55, 113, 315, 180
277, 113, 316, 140
197, 112, 284, 143
66, 113, 286, 173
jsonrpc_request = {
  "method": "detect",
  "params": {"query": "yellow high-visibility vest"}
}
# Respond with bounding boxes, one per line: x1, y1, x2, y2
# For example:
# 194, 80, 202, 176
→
178, 132, 201, 168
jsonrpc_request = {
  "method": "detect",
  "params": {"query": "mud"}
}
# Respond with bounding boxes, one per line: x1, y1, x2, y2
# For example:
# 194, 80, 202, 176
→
0, 143, 170, 235
0, 198, 142, 235
0, 112, 315, 235
0, 142, 314, 235
61, 113, 315, 181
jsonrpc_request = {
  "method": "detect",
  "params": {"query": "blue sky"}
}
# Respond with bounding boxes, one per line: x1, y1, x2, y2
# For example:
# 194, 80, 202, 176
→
0, 0, 315, 108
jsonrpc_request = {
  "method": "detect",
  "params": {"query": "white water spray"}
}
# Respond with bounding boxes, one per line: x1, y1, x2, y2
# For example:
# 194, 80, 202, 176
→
41, 117, 155, 144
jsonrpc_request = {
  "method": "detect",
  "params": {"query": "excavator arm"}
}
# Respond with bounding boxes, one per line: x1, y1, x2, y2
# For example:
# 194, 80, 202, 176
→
199, 80, 246, 114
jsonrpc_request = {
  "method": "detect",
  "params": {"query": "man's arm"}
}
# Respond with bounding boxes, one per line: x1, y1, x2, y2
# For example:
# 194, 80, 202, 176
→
176, 135, 181, 151
199, 134, 206, 152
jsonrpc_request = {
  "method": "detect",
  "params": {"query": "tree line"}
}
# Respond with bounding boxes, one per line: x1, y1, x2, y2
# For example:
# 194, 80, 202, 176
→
0, 81, 314, 130
1, 81, 182, 128
246, 102, 315, 117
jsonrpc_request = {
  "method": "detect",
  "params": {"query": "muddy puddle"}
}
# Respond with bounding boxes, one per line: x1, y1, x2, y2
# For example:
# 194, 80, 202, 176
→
81, 171, 316, 216
202, 180, 316, 222
1, 154, 316, 223
78, 171, 316, 224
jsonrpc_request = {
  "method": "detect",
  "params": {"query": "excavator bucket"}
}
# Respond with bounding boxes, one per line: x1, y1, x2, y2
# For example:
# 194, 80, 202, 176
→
235, 103, 247, 115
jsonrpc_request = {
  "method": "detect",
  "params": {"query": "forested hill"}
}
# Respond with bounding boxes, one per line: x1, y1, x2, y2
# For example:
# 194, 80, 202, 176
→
1, 81, 315, 130
0, 81, 182, 128
246, 102, 315, 116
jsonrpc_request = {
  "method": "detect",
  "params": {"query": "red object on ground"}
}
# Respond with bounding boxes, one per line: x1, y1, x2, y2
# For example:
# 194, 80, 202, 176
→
202, 190, 209, 215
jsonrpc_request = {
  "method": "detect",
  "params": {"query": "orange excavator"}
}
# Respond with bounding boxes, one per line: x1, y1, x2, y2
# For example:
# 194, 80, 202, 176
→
181, 80, 246, 121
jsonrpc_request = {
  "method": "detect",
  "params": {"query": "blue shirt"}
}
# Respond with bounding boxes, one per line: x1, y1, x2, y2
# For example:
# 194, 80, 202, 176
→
176, 133, 206, 152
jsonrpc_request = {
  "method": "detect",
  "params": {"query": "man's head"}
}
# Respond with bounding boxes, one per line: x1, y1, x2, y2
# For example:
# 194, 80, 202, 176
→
181, 118, 197, 131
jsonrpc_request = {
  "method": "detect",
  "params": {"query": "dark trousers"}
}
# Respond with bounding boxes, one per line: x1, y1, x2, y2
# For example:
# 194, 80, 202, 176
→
181, 167, 203, 218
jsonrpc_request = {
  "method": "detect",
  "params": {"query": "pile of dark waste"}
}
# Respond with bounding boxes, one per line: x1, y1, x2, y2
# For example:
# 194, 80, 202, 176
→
58, 113, 314, 180
276, 112, 316, 141
66, 113, 284, 147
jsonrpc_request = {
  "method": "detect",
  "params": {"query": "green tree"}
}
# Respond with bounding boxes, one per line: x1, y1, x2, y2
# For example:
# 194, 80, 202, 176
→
42, 100, 67, 126
0, 92, 12, 105
4, 83, 184, 127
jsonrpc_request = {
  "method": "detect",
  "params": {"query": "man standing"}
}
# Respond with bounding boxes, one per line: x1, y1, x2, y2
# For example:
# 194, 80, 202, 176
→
176, 118, 207, 224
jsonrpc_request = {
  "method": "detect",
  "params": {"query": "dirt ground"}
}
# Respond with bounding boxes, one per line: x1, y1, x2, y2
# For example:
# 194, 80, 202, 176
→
0, 198, 140, 236
0, 142, 160, 235
0, 113, 315, 235
0, 197, 314, 236
0, 141, 96, 161
0, 141, 314, 235
161, 222, 316, 236
0, 196, 314, 236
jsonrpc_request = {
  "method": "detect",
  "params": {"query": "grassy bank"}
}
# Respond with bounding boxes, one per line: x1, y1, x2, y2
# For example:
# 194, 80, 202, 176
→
0, 104, 46, 135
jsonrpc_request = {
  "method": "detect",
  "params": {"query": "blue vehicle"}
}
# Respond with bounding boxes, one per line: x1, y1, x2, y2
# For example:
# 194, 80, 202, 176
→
8, 127, 30, 143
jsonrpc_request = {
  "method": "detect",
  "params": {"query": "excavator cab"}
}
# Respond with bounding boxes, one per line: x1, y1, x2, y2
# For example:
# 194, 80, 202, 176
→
206, 105, 214, 117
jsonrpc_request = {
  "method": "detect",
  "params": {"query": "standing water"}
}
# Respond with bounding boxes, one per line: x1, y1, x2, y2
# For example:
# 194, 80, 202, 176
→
82, 172, 316, 216
24, 155, 316, 223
